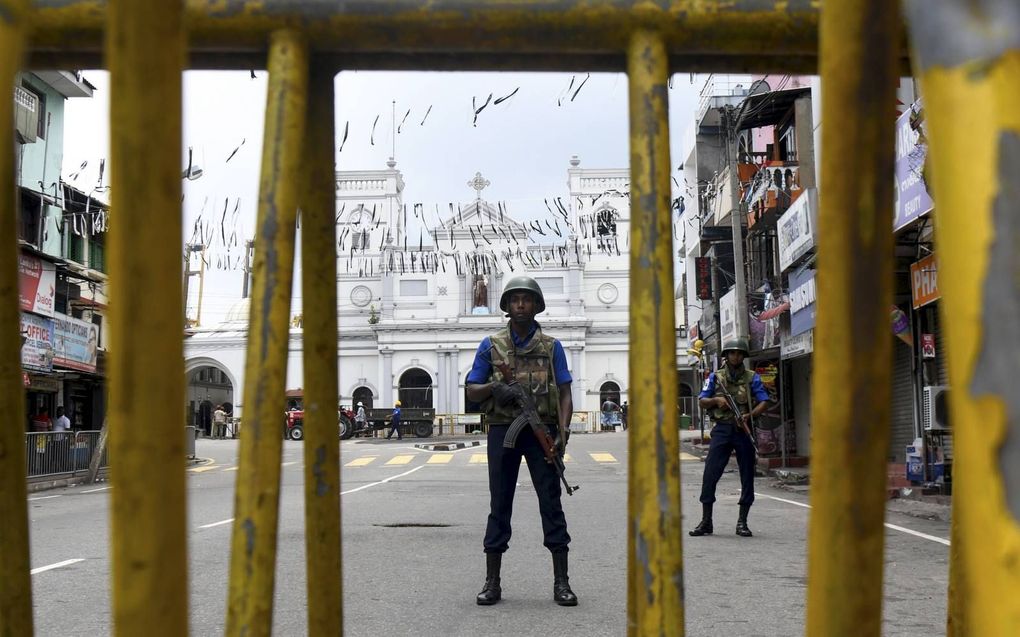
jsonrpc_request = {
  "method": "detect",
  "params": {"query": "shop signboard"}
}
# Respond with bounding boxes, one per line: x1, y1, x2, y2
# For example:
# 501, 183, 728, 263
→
719, 288, 737, 345
781, 329, 813, 360
20, 312, 54, 372
788, 268, 816, 337
778, 188, 817, 272
694, 257, 713, 300
910, 253, 940, 309
894, 100, 934, 231
53, 314, 99, 373
19, 253, 56, 317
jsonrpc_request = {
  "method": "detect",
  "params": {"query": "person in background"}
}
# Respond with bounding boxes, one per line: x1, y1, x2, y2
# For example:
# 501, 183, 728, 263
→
385, 400, 403, 440
53, 406, 71, 432
31, 407, 52, 432
213, 404, 228, 439
621, 401, 629, 431
355, 401, 367, 430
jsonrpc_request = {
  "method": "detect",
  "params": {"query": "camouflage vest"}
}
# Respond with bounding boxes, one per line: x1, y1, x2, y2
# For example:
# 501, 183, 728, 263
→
485, 322, 560, 424
707, 366, 756, 423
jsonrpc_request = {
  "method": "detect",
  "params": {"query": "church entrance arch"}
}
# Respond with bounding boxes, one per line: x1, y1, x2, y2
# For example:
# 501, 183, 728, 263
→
186, 362, 235, 436
352, 386, 374, 410
398, 368, 434, 409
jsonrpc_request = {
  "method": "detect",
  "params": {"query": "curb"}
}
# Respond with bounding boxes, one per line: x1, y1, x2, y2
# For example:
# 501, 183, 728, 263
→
415, 441, 482, 451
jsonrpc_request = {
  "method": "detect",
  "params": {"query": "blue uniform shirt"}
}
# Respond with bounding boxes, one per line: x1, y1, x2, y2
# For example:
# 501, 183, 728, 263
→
392, 407, 401, 422
466, 323, 572, 386
699, 369, 771, 403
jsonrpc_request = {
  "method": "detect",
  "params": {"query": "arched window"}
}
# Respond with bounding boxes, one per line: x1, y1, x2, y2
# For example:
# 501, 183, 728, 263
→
398, 368, 433, 408
352, 386, 374, 410
599, 381, 621, 407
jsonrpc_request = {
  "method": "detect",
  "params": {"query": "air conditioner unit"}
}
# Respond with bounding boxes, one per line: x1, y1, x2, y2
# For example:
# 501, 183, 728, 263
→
922, 385, 950, 431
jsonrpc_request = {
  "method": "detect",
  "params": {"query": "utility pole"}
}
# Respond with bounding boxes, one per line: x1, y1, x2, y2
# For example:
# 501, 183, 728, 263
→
725, 106, 750, 341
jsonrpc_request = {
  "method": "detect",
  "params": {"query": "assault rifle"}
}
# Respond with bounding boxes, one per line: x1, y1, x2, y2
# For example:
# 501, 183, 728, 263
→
715, 377, 760, 460
494, 360, 579, 496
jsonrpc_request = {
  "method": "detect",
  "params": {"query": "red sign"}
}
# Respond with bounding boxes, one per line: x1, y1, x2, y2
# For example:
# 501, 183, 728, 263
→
694, 257, 713, 300
19, 253, 56, 317
910, 254, 940, 309
921, 333, 936, 359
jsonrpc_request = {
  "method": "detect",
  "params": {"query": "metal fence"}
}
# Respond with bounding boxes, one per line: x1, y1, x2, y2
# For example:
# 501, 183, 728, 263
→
432, 411, 610, 436
24, 431, 109, 480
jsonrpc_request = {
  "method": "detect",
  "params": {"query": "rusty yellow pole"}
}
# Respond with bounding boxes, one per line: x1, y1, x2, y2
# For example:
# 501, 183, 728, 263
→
226, 29, 308, 637
300, 59, 342, 637
626, 29, 683, 637
0, 2, 34, 636
903, 3, 1020, 635
105, 1, 189, 635
806, 0, 900, 635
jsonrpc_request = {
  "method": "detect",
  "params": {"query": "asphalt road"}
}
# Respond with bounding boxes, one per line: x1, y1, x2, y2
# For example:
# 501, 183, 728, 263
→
26, 432, 949, 636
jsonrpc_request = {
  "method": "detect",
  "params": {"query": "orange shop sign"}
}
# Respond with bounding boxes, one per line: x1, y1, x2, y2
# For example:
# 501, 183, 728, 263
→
910, 254, 940, 309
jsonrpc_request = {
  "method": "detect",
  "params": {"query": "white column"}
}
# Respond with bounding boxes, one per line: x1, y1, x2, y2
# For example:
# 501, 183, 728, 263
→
437, 351, 448, 413
381, 349, 394, 406
569, 345, 583, 409
450, 348, 461, 413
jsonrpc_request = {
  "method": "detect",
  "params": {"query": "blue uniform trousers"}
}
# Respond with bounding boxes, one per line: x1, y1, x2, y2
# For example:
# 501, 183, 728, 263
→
483, 424, 571, 554
699, 422, 756, 507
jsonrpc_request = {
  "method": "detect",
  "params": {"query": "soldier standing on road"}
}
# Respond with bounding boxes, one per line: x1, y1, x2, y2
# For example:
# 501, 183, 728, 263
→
689, 338, 771, 538
466, 276, 578, 607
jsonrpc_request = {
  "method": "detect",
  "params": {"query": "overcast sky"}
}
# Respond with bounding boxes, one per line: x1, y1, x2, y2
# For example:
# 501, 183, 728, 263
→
62, 71, 700, 325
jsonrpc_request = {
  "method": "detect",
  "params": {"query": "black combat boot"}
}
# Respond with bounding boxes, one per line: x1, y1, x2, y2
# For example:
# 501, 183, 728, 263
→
552, 552, 578, 606
550, 550, 583, 603
736, 504, 753, 537
688, 503, 714, 536
476, 553, 502, 605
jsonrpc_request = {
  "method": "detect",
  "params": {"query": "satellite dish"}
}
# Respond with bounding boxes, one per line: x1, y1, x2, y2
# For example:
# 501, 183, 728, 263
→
748, 79, 771, 96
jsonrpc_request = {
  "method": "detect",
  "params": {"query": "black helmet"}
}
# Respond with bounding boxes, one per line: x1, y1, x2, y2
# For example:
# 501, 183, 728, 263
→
499, 276, 546, 314
721, 338, 750, 356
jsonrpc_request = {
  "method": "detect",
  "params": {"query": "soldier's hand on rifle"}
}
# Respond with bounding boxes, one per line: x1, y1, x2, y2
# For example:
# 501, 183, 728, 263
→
490, 382, 519, 407
715, 397, 728, 409
554, 428, 569, 454
740, 413, 752, 428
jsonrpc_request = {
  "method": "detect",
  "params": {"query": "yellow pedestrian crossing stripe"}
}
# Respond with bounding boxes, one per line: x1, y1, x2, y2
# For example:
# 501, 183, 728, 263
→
385, 455, 416, 465
345, 456, 378, 467
223, 466, 239, 472
680, 452, 699, 462
469, 454, 488, 464
563, 454, 572, 463
427, 454, 454, 464
188, 465, 220, 473
589, 453, 618, 463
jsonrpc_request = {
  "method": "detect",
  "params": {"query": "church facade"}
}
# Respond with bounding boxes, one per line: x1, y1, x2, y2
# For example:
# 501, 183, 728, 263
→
184, 157, 685, 420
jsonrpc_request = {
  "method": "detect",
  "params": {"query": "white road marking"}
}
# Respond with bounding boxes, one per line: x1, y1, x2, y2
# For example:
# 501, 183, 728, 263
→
28, 495, 61, 501
31, 559, 85, 575
198, 518, 235, 529
81, 487, 111, 493
341, 465, 425, 495
755, 492, 950, 546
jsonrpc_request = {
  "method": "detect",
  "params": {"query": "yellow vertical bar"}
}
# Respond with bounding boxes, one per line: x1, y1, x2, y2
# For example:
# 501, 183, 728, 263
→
106, 1, 189, 635
626, 29, 683, 637
226, 29, 308, 637
807, 0, 900, 635
903, 3, 1020, 635
301, 59, 342, 637
0, 2, 34, 635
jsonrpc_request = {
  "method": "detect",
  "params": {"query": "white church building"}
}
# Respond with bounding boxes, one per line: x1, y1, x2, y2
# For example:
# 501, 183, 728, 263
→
184, 157, 690, 425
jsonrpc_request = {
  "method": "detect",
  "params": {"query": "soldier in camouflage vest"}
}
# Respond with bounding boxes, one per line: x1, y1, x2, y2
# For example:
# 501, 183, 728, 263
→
690, 338, 771, 538
466, 276, 577, 607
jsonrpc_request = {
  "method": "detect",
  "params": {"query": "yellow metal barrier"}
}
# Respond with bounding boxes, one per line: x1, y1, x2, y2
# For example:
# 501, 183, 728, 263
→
299, 60, 343, 637
903, 2, 1020, 635
9, 1, 1016, 635
805, 1, 901, 635
106, 1, 190, 635
626, 29, 683, 637
226, 29, 308, 637
1, 2, 35, 635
